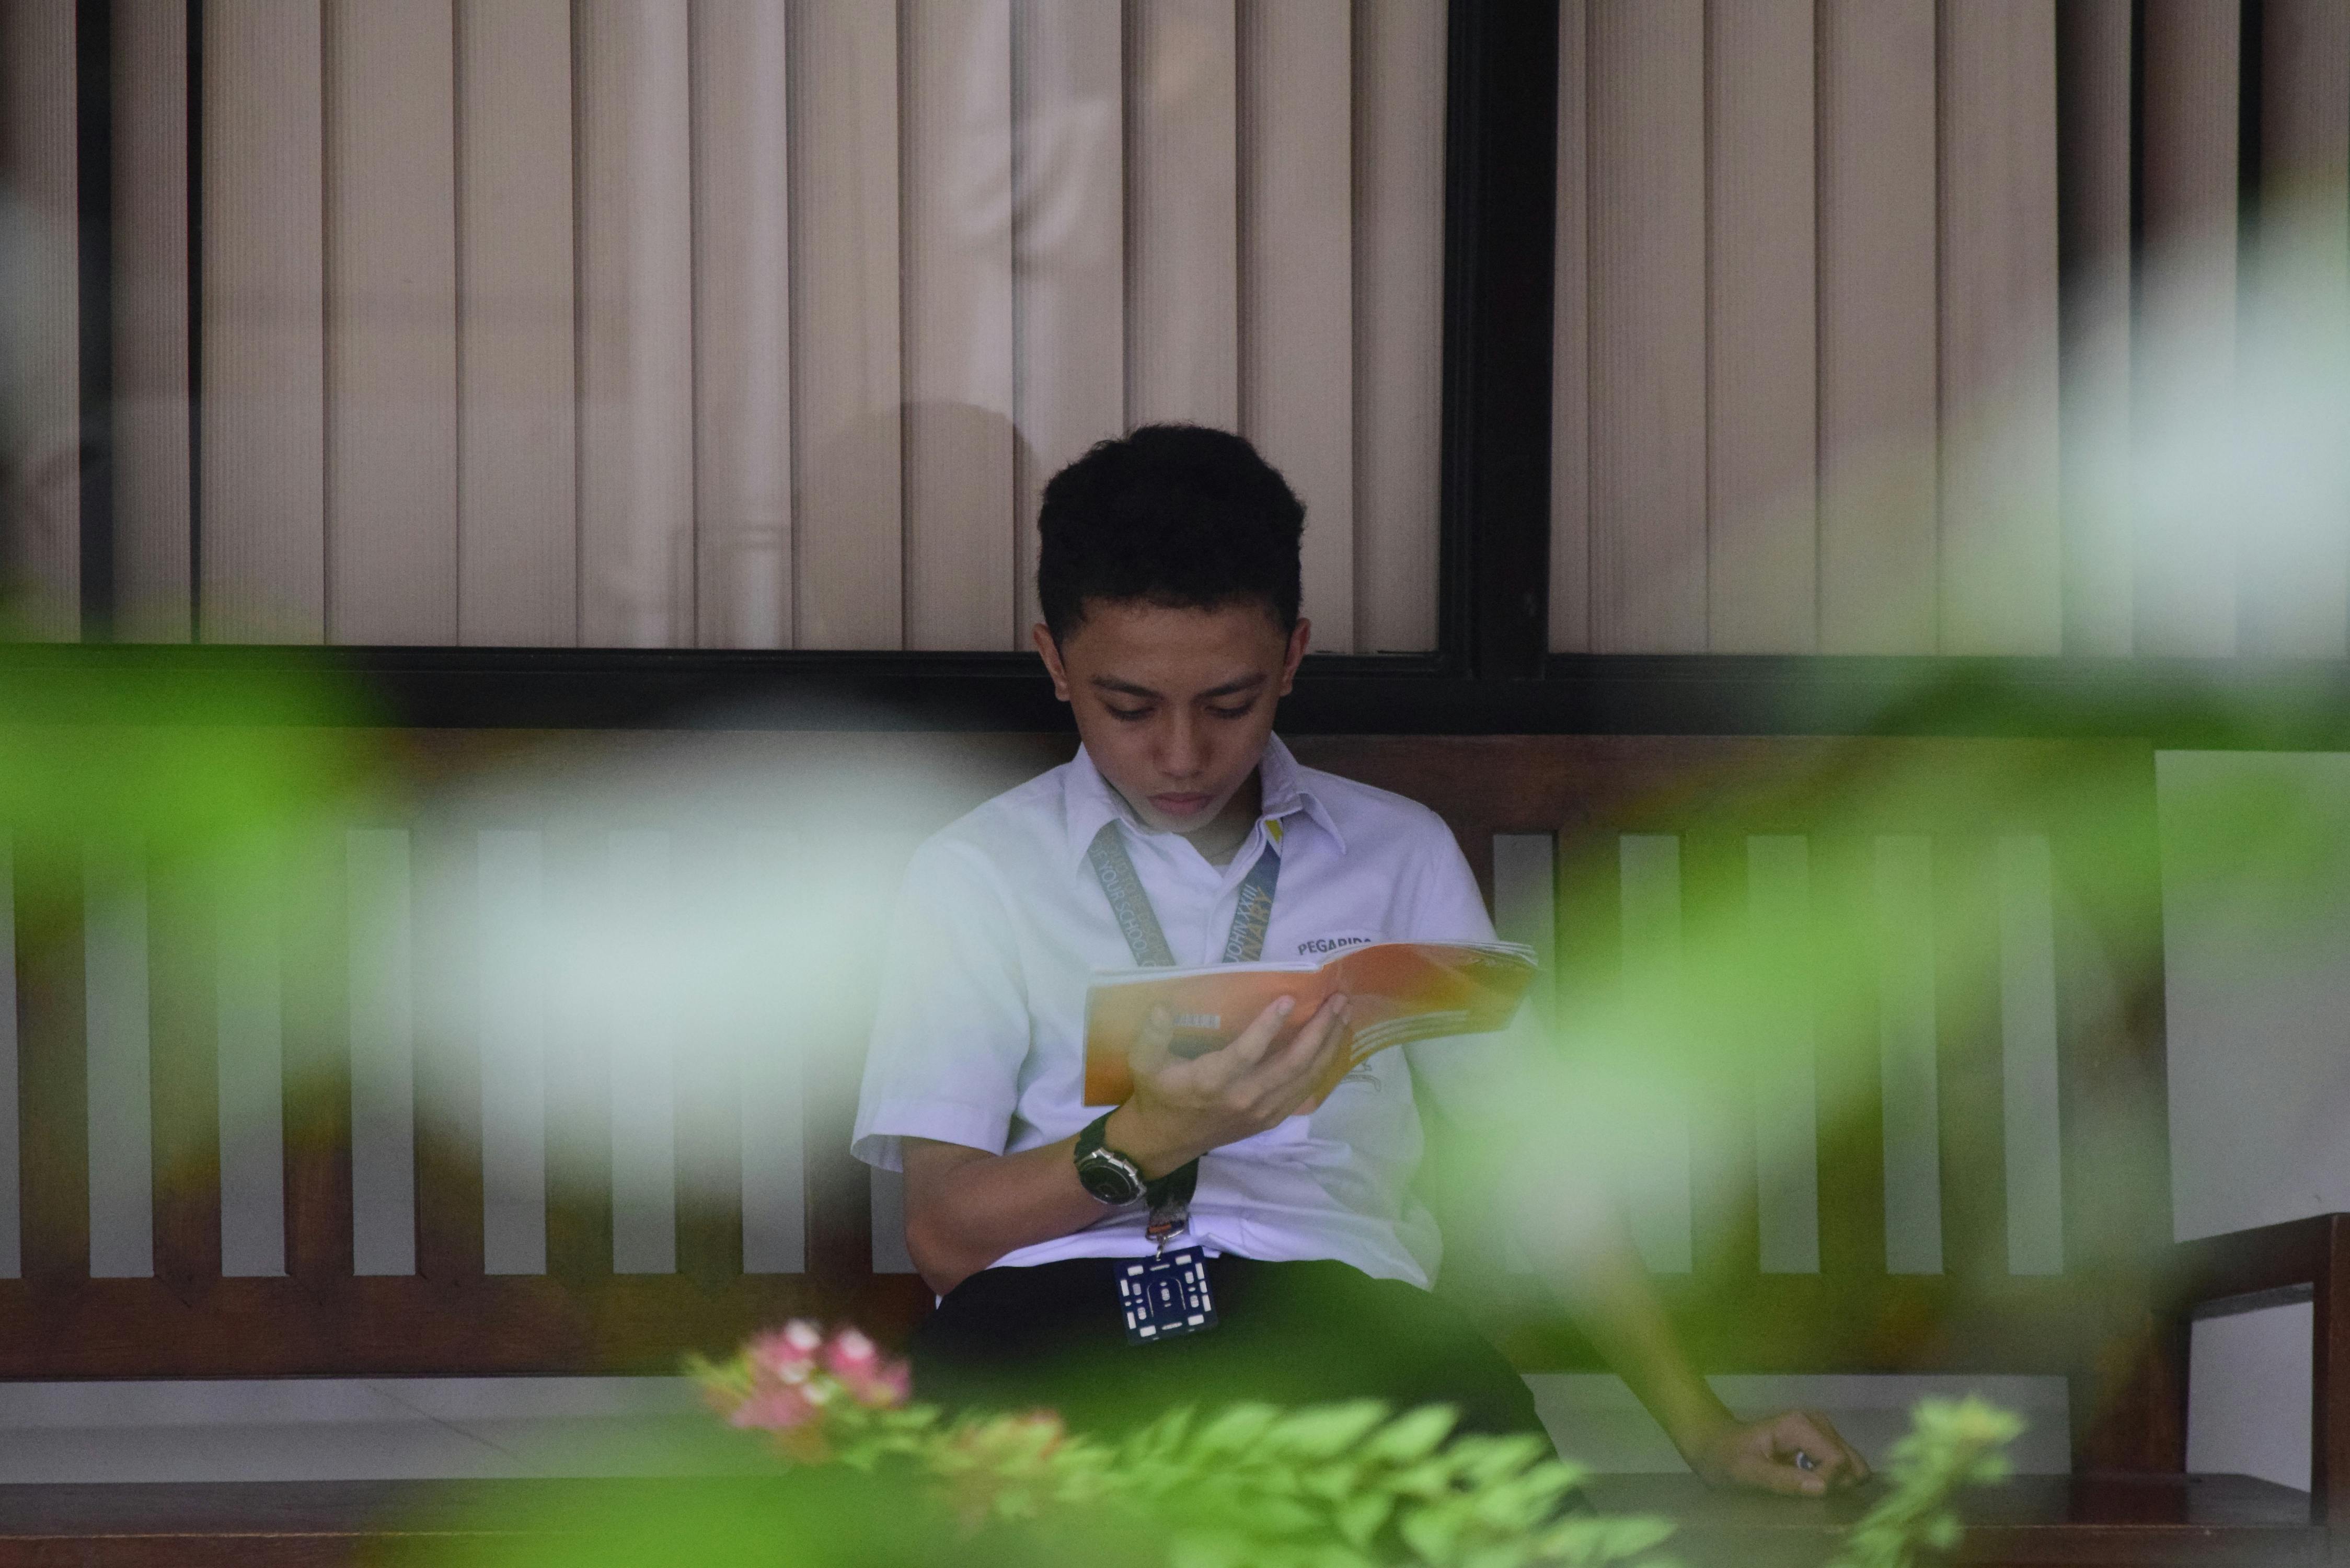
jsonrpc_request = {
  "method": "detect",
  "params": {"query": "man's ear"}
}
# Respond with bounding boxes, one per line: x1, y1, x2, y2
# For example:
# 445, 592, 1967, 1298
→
1031, 622, 1074, 701
1278, 617, 1311, 695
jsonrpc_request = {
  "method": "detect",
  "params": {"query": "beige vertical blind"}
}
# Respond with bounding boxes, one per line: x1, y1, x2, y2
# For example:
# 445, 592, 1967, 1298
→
201, 0, 327, 644
111, 0, 193, 645
1551, 0, 2350, 659
1704, 0, 1814, 656
1816, 0, 1939, 655
326, 0, 460, 647
1937, 5, 2060, 655
1585, 0, 1705, 655
456, 0, 577, 648
1353, 0, 1446, 655
22, 4, 2343, 660
902, 0, 1013, 652
61, 0, 1448, 652
1, 0, 83, 640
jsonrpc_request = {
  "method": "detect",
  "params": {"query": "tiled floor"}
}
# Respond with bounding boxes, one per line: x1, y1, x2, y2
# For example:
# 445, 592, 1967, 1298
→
0, 1378, 754, 1483
1527, 1373, 2079, 1475
0, 1372, 2086, 1484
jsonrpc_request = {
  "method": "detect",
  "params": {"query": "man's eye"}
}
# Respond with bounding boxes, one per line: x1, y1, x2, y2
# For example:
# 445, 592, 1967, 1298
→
1107, 706, 1151, 721
1207, 705, 1251, 720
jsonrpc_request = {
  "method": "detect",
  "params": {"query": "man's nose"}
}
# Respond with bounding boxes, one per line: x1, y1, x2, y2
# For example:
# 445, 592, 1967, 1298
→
1157, 715, 1205, 778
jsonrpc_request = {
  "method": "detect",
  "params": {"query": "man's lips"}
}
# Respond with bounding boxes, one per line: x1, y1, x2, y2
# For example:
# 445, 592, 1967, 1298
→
1149, 792, 1214, 817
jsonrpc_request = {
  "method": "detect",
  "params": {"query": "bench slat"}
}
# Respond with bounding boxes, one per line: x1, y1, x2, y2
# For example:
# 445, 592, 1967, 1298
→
1934, 832, 2010, 1281
540, 824, 615, 1284
1684, 827, 1762, 1283
1810, 831, 1892, 1289
283, 826, 355, 1285
413, 822, 485, 1284
673, 830, 746, 1291
16, 842, 89, 1284
151, 851, 225, 1287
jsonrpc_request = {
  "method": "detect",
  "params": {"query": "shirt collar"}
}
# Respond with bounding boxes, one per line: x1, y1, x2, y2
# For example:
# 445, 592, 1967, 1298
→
1061, 733, 1345, 868
1256, 734, 1345, 851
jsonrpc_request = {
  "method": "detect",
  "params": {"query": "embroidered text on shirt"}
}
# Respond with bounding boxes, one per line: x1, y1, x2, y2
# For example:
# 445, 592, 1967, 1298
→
1296, 933, 1376, 956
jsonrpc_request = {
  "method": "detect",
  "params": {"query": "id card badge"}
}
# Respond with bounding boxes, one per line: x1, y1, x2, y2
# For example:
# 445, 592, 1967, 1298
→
1118, 1248, 1218, 1344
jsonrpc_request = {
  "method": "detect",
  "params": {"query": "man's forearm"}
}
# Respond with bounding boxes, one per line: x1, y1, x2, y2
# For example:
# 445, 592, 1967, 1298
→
902, 1004, 1349, 1294
900, 1102, 1207, 1292
902, 1135, 1103, 1293
1525, 1217, 1735, 1461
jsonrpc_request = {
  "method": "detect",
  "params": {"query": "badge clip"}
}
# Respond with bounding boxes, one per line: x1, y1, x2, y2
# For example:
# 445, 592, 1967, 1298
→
1119, 1247, 1217, 1343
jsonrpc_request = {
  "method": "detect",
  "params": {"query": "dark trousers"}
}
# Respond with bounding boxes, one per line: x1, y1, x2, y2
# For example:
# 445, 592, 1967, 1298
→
909, 1254, 1547, 1441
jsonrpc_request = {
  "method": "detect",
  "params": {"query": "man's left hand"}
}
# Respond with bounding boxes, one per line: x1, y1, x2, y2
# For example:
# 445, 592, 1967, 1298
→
1686, 1409, 1871, 1496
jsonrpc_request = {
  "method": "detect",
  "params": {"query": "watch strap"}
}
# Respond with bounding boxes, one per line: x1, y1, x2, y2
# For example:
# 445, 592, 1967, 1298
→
1076, 1113, 1197, 1230
1075, 1109, 1116, 1161
1075, 1111, 1146, 1203
1143, 1158, 1198, 1249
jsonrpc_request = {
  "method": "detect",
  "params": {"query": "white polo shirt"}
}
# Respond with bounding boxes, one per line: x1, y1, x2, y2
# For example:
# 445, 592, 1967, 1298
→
851, 734, 1512, 1288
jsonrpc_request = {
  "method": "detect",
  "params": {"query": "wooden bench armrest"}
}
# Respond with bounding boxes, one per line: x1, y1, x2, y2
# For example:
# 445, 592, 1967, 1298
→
2169, 1213, 2347, 1526
2174, 1214, 2347, 1309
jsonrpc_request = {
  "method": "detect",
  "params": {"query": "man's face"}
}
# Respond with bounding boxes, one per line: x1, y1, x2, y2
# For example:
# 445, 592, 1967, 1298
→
1033, 598, 1311, 834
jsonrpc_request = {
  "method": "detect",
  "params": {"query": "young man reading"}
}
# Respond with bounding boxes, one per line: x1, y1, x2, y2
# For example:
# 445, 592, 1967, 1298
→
852, 425, 1867, 1494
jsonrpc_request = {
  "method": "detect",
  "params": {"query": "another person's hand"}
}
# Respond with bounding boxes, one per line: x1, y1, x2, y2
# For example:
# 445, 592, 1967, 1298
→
1107, 994, 1351, 1177
1685, 1408, 1871, 1496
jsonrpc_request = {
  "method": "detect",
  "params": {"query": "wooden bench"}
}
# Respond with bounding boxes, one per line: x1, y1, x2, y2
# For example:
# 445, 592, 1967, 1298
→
0, 729, 2336, 1564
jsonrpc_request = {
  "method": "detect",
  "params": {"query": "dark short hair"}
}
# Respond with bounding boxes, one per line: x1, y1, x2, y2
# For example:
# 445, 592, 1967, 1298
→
1036, 424, 1304, 642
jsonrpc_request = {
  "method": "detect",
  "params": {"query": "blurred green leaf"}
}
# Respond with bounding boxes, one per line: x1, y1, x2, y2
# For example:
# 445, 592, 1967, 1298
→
1365, 1406, 1459, 1466
1271, 1401, 1392, 1460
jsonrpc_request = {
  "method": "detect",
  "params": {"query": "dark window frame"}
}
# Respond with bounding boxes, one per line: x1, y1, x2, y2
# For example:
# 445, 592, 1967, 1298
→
59, 2, 2350, 748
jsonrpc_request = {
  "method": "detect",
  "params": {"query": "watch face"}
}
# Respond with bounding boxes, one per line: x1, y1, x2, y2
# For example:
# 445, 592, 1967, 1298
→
1075, 1147, 1145, 1205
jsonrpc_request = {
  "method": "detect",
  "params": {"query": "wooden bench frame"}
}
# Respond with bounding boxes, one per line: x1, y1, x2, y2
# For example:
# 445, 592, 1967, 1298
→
1, 727, 2341, 1565
2175, 1214, 2349, 1529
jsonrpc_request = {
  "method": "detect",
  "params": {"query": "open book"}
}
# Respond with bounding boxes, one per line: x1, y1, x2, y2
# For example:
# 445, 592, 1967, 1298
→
1082, 940, 1538, 1108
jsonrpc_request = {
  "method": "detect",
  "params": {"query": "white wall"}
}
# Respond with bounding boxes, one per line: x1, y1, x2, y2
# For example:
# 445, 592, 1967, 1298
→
2160, 749, 2350, 1492
2188, 1300, 2314, 1491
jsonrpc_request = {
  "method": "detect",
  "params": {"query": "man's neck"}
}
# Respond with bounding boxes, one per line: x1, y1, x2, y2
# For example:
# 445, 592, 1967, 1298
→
1181, 769, 1262, 868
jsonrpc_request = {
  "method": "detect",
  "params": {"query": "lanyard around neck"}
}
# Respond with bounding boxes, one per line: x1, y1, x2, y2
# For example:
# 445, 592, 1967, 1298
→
1083, 814, 1285, 1247
1085, 816, 1284, 970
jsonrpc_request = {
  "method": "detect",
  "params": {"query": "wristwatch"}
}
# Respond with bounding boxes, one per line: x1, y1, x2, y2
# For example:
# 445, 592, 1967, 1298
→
1073, 1111, 1148, 1205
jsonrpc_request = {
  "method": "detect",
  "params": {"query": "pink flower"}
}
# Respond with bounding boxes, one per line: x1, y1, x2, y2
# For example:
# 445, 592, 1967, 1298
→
729, 1382, 819, 1433
824, 1328, 912, 1408
824, 1328, 879, 1377
705, 1320, 912, 1463
746, 1321, 824, 1383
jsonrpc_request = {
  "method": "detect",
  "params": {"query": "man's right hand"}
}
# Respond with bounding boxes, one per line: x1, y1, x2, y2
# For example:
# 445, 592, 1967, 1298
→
1104, 993, 1353, 1179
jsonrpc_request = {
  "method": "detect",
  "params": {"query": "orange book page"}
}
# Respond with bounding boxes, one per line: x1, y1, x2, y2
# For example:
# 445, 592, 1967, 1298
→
1081, 942, 1535, 1108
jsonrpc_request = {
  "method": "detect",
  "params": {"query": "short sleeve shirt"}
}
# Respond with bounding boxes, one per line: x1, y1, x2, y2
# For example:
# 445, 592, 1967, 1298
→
851, 735, 1510, 1288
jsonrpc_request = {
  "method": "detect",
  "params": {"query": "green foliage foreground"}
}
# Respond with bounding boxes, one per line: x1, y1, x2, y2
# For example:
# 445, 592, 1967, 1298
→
1824, 1397, 2025, 1568
404, 1324, 2020, 1568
